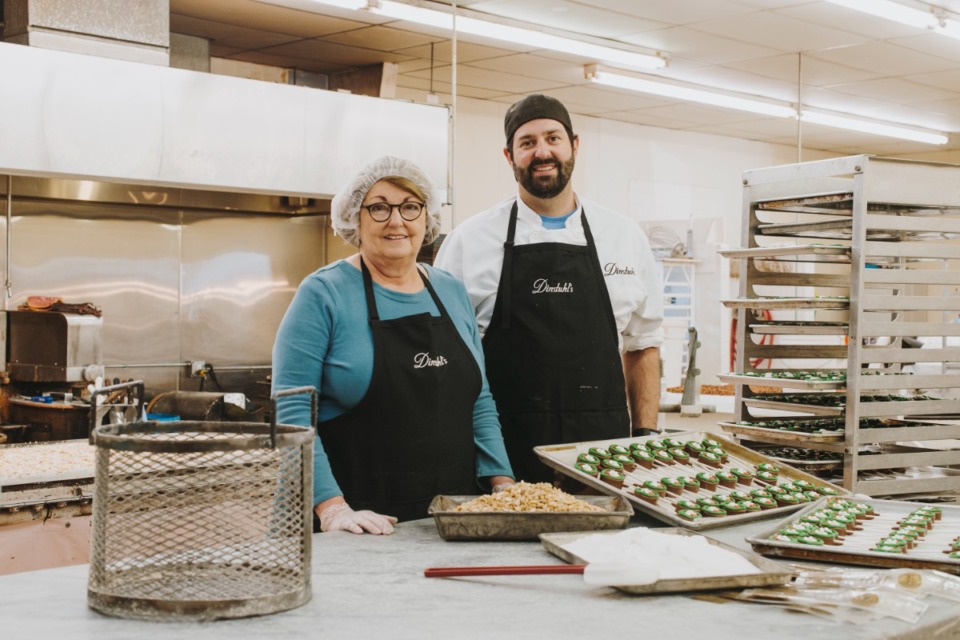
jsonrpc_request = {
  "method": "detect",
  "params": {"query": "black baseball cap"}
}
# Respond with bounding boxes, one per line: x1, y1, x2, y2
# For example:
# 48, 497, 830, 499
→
503, 94, 574, 146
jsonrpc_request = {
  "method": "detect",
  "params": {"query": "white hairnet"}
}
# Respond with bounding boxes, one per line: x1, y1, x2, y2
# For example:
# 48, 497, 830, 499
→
330, 156, 442, 248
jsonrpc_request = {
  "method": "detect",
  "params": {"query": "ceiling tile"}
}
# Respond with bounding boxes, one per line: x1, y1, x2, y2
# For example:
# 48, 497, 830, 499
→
695, 117, 804, 139
730, 0, 832, 9
540, 85, 665, 112
321, 25, 440, 51
395, 78, 507, 100
456, 0, 669, 39
724, 53, 881, 89
171, 14, 303, 50
406, 64, 565, 94
599, 110, 706, 130
887, 33, 960, 65
913, 97, 960, 120
171, 0, 367, 37
911, 68, 960, 91
666, 64, 800, 102
867, 103, 960, 132
828, 78, 960, 106
461, 53, 588, 85
799, 86, 897, 116
809, 41, 959, 76
235, 46, 400, 73
258, 39, 414, 65
621, 26, 782, 66
775, 2, 926, 40
631, 103, 774, 126
690, 10, 869, 53
394, 40, 518, 64
565, 0, 756, 25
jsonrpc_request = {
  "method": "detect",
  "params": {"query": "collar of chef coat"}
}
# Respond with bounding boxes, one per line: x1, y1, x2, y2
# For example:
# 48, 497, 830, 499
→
515, 195, 583, 234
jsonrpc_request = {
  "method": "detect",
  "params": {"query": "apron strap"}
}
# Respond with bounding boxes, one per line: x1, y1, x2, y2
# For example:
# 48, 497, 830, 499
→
580, 213, 619, 338
360, 256, 449, 323
360, 257, 381, 322
500, 200, 520, 330
419, 266, 451, 318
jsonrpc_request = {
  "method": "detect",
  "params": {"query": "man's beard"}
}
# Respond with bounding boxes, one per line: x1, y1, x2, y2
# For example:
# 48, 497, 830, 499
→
513, 154, 575, 199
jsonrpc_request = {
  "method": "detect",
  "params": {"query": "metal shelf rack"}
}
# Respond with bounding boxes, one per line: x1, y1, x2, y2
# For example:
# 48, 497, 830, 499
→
720, 155, 960, 497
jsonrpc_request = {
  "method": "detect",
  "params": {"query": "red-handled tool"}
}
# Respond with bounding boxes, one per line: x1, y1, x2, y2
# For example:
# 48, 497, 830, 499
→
425, 565, 586, 578
424, 563, 659, 586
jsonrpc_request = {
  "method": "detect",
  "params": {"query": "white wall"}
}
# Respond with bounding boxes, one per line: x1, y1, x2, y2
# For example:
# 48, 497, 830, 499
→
407, 92, 841, 386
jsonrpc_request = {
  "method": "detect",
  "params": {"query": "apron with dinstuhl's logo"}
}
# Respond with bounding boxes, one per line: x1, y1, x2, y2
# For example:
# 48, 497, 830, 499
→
316, 258, 478, 523
483, 200, 629, 483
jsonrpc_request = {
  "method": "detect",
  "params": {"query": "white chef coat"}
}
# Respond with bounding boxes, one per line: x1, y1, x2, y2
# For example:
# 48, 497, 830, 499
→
435, 195, 664, 353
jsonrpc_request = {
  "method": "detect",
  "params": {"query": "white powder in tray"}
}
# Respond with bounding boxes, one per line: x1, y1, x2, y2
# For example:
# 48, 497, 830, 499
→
563, 527, 762, 580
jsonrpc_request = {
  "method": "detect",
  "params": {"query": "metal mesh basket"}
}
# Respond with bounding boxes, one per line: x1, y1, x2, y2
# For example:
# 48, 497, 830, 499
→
87, 384, 315, 621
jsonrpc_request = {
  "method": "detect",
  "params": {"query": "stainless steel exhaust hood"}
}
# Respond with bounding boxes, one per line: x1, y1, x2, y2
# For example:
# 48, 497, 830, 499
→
0, 41, 450, 201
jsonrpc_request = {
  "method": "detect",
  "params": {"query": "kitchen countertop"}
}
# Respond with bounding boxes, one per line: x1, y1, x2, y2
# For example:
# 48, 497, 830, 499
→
4, 515, 960, 640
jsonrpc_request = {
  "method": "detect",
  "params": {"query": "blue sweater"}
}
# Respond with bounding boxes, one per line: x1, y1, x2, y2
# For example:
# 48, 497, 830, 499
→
272, 260, 513, 506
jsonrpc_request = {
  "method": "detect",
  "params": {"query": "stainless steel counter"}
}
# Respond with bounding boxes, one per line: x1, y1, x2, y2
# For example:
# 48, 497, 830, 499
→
3, 517, 960, 639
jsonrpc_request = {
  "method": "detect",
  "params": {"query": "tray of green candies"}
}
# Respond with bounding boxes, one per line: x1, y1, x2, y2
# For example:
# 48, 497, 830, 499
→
748, 497, 960, 575
534, 431, 847, 531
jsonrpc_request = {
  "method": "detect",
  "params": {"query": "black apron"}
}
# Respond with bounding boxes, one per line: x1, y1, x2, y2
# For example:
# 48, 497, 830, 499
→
483, 201, 629, 483
316, 259, 479, 523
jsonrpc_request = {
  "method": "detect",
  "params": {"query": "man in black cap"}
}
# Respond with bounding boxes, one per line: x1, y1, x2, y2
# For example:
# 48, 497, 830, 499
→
435, 94, 663, 484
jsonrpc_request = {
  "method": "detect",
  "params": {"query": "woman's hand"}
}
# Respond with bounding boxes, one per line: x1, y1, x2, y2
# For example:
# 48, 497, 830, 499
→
489, 476, 515, 494
317, 501, 398, 535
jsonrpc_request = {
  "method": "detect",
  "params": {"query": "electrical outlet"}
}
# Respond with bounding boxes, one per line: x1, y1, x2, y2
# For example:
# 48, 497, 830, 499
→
189, 360, 207, 377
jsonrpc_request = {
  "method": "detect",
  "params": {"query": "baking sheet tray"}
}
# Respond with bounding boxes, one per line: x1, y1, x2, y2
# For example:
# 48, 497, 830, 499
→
534, 432, 847, 531
743, 398, 843, 416
719, 422, 843, 444
750, 447, 843, 473
756, 192, 853, 213
0, 439, 95, 488
722, 297, 850, 310
750, 322, 849, 335
719, 244, 851, 259
427, 494, 633, 541
758, 219, 853, 237
719, 374, 845, 390
540, 528, 794, 594
748, 497, 960, 574
719, 418, 925, 445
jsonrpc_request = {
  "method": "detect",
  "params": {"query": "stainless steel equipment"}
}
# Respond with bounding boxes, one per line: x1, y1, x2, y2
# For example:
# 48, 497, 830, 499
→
3, 310, 106, 442
7, 310, 102, 383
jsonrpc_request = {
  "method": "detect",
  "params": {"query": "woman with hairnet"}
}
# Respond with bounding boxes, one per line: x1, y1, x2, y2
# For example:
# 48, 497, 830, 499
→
272, 156, 515, 534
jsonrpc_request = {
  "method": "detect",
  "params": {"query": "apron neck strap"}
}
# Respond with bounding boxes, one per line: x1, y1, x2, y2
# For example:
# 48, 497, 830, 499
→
360, 256, 446, 322
500, 201, 520, 329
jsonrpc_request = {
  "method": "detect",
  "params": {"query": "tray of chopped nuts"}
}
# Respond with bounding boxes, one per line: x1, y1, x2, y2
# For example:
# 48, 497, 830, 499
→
428, 481, 633, 541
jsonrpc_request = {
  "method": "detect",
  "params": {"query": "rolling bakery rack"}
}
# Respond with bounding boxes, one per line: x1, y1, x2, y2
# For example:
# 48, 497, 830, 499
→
720, 155, 960, 497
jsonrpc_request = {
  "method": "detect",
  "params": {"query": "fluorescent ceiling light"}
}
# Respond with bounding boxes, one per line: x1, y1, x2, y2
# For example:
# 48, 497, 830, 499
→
825, 0, 960, 40
586, 66, 949, 145
278, 0, 666, 70
586, 67, 795, 118
279, 0, 368, 8
800, 111, 948, 145
372, 0, 666, 70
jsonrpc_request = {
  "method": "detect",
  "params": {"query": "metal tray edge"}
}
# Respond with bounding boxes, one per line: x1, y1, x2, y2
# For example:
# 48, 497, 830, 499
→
541, 528, 795, 594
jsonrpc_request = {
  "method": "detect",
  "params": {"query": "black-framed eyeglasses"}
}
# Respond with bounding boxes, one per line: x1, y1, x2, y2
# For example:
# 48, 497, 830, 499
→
361, 201, 426, 222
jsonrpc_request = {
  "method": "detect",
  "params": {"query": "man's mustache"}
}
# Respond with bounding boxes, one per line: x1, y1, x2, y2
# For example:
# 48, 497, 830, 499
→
529, 158, 559, 169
